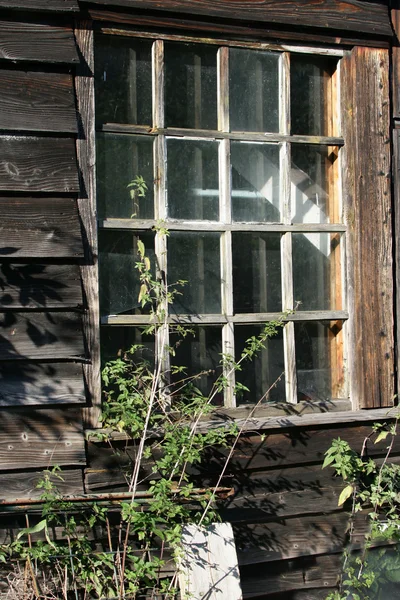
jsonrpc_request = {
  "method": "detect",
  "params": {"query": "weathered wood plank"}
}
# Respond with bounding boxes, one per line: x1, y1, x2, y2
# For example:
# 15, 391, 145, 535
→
0, 263, 82, 309
239, 554, 341, 597
0, 468, 84, 500
0, 409, 85, 470
0, 311, 84, 360
0, 136, 79, 193
0, 362, 85, 407
84, 0, 393, 37
91, 8, 390, 49
75, 19, 102, 427
0, 0, 79, 11
391, 9, 400, 117
394, 130, 400, 400
0, 70, 77, 133
0, 198, 83, 258
341, 47, 394, 408
0, 19, 78, 64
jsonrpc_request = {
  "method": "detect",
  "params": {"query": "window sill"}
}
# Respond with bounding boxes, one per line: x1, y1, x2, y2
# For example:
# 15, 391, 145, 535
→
85, 402, 399, 441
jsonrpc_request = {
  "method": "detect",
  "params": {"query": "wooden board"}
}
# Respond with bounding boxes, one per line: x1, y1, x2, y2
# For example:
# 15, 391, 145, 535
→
0, 311, 84, 360
75, 19, 102, 427
0, 19, 78, 64
179, 524, 243, 600
0, 362, 85, 407
0, 468, 84, 500
0, 70, 77, 133
239, 554, 341, 597
0, 263, 82, 309
0, 198, 83, 258
0, 0, 79, 11
0, 136, 79, 193
341, 47, 394, 408
83, 0, 393, 37
0, 408, 85, 470
391, 9, 400, 117
91, 8, 390, 49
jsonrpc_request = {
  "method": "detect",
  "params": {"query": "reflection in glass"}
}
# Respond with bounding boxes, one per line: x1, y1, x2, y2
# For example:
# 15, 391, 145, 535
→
295, 321, 345, 401
95, 36, 152, 125
170, 327, 222, 402
233, 233, 282, 313
167, 139, 219, 220
168, 233, 221, 314
99, 231, 155, 316
291, 54, 338, 136
101, 326, 155, 367
291, 145, 338, 224
97, 133, 154, 219
229, 48, 279, 132
235, 325, 285, 404
231, 142, 280, 222
165, 42, 218, 130
292, 232, 342, 311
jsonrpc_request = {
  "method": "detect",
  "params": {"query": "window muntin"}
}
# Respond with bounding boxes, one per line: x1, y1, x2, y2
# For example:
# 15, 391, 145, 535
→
95, 34, 347, 406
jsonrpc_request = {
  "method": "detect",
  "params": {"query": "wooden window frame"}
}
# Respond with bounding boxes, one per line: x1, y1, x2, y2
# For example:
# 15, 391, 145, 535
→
74, 19, 395, 429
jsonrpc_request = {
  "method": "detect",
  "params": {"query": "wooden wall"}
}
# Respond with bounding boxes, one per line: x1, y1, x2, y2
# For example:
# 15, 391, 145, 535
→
0, 2, 397, 599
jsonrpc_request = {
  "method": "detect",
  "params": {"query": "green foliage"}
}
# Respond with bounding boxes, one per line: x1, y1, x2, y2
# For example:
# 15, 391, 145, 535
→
2, 235, 285, 598
128, 175, 148, 218
324, 417, 400, 599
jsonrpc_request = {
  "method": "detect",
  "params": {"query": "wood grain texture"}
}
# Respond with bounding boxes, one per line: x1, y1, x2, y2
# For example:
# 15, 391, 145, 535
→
84, 0, 393, 36
0, 136, 79, 193
0, 70, 77, 133
0, 409, 85, 470
0, 362, 85, 406
75, 19, 102, 427
393, 129, 400, 400
0, 263, 82, 309
0, 311, 84, 360
0, 198, 83, 258
391, 9, 400, 117
0, 468, 84, 500
0, 0, 79, 11
91, 8, 391, 49
341, 47, 394, 408
0, 19, 78, 64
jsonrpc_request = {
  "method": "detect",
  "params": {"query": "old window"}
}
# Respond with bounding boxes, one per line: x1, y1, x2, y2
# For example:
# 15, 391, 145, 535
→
95, 33, 347, 408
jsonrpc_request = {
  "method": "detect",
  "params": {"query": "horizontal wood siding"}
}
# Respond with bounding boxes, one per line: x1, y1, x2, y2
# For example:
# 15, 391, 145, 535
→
0, 311, 84, 360
0, 137, 79, 193
0, 0, 79, 11
0, 468, 84, 500
84, 0, 393, 36
0, 362, 85, 406
0, 19, 78, 64
0, 409, 85, 470
0, 263, 82, 309
341, 47, 394, 409
0, 198, 83, 258
0, 70, 77, 133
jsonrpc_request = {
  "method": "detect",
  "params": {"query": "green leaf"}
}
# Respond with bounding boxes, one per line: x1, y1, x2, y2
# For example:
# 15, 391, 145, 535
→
322, 454, 336, 469
16, 518, 47, 540
374, 430, 389, 444
338, 484, 354, 506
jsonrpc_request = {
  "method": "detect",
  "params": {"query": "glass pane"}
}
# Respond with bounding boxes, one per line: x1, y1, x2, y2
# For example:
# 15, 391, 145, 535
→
295, 321, 345, 401
165, 42, 218, 130
99, 231, 155, 316
167, 139, 219, 220
101, 326, 155, 366
291, 145, 339, 224
292, 232, 342, 311
235, 325, 285, 404
229, 48, 279, 133
233, 233, 282, 313
291, 54, 338, 136
231, 142, 280, 222
97, 133, 154, 219
95, 36, 152, 125
168, 232, 221, 314
170, 326, 223, 403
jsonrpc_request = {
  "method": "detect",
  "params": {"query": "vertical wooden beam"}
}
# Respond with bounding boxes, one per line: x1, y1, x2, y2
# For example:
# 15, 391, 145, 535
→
341, 47, 394, 409
74, 19, 101, 427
